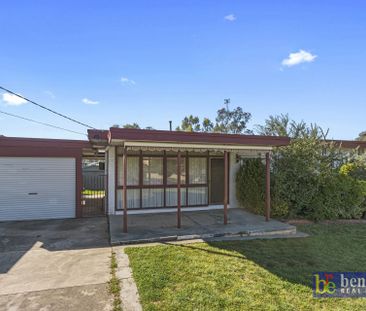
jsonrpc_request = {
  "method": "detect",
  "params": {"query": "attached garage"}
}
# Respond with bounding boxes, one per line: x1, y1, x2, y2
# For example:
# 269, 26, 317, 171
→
0, 157, 76, 221
0, 137, 89, 222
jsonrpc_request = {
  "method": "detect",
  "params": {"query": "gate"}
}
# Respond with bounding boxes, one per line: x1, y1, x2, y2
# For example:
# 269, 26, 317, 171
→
82, 173, 106, 217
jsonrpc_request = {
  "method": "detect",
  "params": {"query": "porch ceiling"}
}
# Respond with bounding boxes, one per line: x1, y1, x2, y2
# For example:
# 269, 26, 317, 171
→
117, 141, 273, 153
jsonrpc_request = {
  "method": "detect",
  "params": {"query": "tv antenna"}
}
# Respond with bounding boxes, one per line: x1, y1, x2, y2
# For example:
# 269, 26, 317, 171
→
224, 98, 230, 111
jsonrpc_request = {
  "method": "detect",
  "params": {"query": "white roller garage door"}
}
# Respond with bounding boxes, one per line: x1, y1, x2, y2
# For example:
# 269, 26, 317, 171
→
0, 157, 75, 221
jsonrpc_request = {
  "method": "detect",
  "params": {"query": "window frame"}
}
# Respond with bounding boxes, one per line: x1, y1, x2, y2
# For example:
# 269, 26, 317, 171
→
116, 149, 212, 210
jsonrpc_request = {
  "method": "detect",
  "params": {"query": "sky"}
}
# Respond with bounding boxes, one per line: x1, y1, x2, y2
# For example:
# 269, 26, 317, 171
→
0, 0, 365, 140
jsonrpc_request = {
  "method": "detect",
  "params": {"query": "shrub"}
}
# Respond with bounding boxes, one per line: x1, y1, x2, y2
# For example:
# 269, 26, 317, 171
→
235, 158, 288, 218
236, 137, 366, 220
236, 158, 265, 215
311, 173, 366, 220
340, 156, 366, 180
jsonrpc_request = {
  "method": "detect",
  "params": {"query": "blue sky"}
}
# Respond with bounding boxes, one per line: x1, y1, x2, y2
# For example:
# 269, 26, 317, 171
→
1, 0, 365, 140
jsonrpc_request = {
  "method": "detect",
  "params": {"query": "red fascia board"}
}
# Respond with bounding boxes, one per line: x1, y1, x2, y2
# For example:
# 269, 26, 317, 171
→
0, 147, 82, 158
108, 128, 290, 147
328, 140, 366, 149
0, 136, 90, 149
0, 137, 91, 157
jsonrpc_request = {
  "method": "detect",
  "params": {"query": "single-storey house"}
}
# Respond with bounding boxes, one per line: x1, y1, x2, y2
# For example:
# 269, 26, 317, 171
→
1, 129, 365, 226
88, 128, 292, 231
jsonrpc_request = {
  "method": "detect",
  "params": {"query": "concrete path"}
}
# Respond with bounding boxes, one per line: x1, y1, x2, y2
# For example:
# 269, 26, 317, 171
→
114, 246, 142, 311
0, 218, 113, 311
109, 208, 297, 245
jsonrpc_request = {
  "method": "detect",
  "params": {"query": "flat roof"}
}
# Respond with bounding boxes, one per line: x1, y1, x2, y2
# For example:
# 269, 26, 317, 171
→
90, 128, 291, 147
0, 136, 90, 149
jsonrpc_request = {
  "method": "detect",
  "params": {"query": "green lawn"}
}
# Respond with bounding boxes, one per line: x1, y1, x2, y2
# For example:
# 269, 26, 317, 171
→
125, 224, 366, 311
82, 189, 105, 196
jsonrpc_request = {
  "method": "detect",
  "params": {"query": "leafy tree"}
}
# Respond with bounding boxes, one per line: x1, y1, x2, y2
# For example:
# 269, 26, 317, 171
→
176, 115, 201, 132
202, 118, 214, 132
214, 106, 252, 134
254, 114, 290, 136
255, 114, 328, 139
177, 103, 252, 134
123, 123, 140, 129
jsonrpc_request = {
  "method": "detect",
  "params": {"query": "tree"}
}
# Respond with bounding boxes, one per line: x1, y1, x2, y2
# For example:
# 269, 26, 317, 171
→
214, 106, 252, 134
176, 115, 201, 132
254, 114, 290, 136
122, 123, 140, 129
176, 102, 252, 134
202, 118, 214, 132
255, 114, 328, 139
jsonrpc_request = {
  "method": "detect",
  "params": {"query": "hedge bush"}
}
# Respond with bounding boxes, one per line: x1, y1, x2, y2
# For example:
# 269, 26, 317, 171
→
236, 158, 288, 217
236, 137, 366, 220
236, 158, 265, 215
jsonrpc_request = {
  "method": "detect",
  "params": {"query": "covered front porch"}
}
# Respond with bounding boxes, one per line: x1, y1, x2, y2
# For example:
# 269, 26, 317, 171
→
87, 128, 291, 237
109, 208, 297, 245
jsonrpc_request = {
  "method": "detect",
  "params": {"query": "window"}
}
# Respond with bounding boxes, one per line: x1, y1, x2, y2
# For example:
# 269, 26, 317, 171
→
167, 157, 186, 185
166, 187, 187, 206
189, 157, 207, 184
143, 157, 163, 185
142, 188, 164, 208
117, 189, 140, 209
188, 187, 208, 205
116, 152, 210, 209
117, 156, 139, 186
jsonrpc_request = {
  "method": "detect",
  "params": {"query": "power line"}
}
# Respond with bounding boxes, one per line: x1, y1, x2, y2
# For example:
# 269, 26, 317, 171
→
0, 85, 95, 129
0, 110, 87, 136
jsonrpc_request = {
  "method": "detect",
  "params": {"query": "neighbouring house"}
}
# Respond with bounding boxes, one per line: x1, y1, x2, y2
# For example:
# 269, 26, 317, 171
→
1, 129, 365, 225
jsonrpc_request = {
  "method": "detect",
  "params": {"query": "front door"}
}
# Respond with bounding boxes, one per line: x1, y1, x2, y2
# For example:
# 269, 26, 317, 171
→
210, 158, 225, 204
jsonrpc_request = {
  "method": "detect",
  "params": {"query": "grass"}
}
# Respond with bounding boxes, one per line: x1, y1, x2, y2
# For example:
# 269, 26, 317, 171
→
82, 189, 105, 196
125, 224, 366, 311
108, 251, 122, 311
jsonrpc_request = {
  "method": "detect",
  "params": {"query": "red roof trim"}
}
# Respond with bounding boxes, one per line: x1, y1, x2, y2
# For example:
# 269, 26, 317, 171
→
328, 140, 366, 149
0, 136, 90, 149
107, 128, 290, 147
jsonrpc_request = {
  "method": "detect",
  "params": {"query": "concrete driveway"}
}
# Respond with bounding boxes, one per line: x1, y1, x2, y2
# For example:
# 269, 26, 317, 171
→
0, 217, 113, 311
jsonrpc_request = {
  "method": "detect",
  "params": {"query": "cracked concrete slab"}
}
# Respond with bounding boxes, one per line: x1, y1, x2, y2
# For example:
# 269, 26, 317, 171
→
109, 208, 297, 245
0, 247, 111, 295
0, 283, 113, 311
0, 217, 113, 311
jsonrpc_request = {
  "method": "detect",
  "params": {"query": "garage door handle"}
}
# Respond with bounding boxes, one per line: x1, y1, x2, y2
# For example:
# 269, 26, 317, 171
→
28, 192, 38, 195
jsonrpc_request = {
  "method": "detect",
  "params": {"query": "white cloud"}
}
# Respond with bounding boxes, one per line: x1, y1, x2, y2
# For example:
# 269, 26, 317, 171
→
224, 14, 236, 22
2, 93, 27, 106
82, 98, 99, 105
121, 76, 136, 85
282, 50, 317, 67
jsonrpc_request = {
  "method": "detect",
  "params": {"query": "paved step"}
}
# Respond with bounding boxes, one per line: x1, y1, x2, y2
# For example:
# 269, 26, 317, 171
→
111, 225, 298, 245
